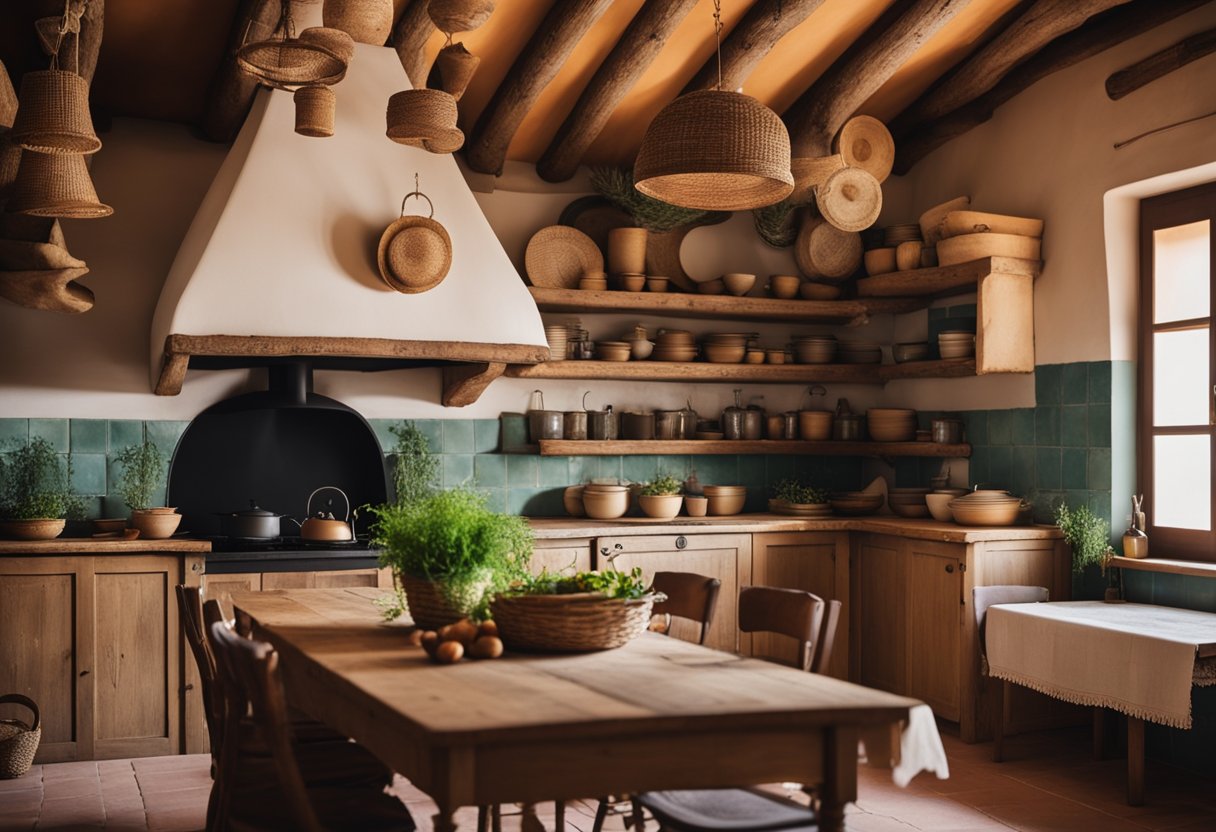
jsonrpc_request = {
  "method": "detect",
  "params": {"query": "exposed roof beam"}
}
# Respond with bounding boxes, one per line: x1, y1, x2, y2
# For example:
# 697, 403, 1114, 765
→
391, 0, 435, 90
200, 0, 280, 142
784, 0, 973, 158
683, 0, 826, 94
894, 0, 1210, 172
892, 0, 1133, 137
1106, 23, 1216, 100
536, 0, 698, 183
465, 0, 615, 176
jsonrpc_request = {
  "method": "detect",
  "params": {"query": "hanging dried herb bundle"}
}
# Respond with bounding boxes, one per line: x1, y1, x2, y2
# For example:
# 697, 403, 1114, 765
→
751, 198, 800, 248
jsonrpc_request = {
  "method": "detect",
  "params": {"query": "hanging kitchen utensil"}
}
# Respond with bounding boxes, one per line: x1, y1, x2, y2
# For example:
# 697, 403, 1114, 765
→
815, 165, 882, 232
300, 486, 354, 542
238, 0, 346, 89
833, 116, 895, 184
385, 89, 464, 154
428, 0, 495, 35
8, 150, 112, 218
322, 0, 393, 45
377, 177, 452, 294
524, 225, 603, 289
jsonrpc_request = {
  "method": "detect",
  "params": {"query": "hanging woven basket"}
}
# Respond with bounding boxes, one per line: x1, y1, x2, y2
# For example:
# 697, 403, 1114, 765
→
633, 90, 793, 212
427, 0, 495, 35
299, 26, 356, 66
386, 89, 464, 154
9, 70, 100, 155
435, 43, 480, 102
322, 0, 393, 45
294, 86, 336, 138
238, 36, 346, 89
0, 133, 20, 207
8, 149, 112, 219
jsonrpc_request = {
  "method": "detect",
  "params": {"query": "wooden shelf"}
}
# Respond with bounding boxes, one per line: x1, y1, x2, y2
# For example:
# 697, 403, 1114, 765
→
856, 256, 1041, 299
505, 358, 976, 385
537, 439, 971, 457
1110, 556, 1216, 579
528, 286, 926, 324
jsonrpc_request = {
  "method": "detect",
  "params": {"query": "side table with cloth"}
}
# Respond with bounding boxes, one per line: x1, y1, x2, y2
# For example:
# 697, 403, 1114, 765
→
985, 601, 1216, 805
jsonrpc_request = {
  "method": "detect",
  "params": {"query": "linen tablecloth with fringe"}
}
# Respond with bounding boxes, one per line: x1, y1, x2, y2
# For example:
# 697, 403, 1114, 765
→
986, 601, 1216, 729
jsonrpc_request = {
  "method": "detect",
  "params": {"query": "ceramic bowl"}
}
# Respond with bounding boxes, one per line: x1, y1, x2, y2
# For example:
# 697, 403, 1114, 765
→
766, 349, 786, 364
799, 410, 833, 440
745, 349, 765, 365
895, 241, 923, 272
563, 486, 585, 517
639, 493, 683, 521
620, 273, 646, 292
722, 273, 756, 296
629, 339, 654, 360
647, 276, 670, 293
800, 282, 842, 300
581, 489, 629, 519
829, 493, 884, 516
706, 491, 746, 516
893, 342, 930, 363
579, 276, 608, 291
704, 343, 746, 363
768, 274, 800, 299
864, 248, 897, 276
698, 278, 725, 295
925, 493, 955, 522
684, 496, 708, 517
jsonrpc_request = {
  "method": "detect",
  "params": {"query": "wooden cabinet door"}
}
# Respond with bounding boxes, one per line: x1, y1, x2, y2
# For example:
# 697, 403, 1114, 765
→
312, 568, 385, 589
904, 540, 965, 722
853, 534, 907, 693
531, 539, 593, 576
0, 557, 93, 763
595, 534, 751, 653
750, 532, 849, 678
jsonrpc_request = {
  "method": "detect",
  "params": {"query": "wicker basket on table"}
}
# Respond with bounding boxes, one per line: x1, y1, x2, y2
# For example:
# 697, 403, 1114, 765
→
0, 694, 41, 779
400, 575, 468, 630
489, 591, 665, 652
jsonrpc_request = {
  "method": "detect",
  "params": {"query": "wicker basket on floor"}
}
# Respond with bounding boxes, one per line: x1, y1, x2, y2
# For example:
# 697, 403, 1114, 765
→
490, 591, 664, 652
0, 694, 41, 779
400, 575, 468, 630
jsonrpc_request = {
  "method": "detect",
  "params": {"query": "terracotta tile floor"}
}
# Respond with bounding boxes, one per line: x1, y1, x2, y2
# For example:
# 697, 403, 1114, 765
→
2, 726, 1214, 831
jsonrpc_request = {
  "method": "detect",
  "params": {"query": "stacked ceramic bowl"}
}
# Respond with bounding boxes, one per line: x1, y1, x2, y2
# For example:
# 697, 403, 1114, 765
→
652, 329, 697, 362
829, 491, 884, 516
702, 333, 750, 364
926, 488, 968, 522
938, 330, 976, 359
793, 335, 836, 364
892, 342, 930, 363
888, 487, 930, 518
837, 341, 883, 364
867, 408, 917, 442
703, 485, 746, 516
596, 341, 631, 362
581, 483, 630, 519
947, 490, 1022, 526
544, 323, 569, 361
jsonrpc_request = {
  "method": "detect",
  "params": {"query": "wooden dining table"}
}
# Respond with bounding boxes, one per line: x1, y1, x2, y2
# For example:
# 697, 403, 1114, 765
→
232, 587, 921, 832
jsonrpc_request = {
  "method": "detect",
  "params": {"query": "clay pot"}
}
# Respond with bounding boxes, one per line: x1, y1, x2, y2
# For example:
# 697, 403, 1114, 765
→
129, 509, 181, 540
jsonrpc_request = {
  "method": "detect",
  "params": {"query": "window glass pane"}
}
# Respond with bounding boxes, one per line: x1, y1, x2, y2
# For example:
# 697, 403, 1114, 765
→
1154, 220, 1210, 324
1153, 327, 1209, 426
1154, 434, 1211, 530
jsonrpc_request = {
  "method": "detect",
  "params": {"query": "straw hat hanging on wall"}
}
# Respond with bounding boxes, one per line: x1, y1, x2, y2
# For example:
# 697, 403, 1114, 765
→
386, 89, 464, 154
633, 0, 792, 212
814, 166, 881, 233
377, 179, 452, 294
323, 0, 393, 45
833, 116, 895, 184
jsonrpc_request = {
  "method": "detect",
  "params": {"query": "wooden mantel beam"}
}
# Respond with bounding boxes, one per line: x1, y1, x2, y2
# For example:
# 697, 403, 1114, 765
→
391, 0, 436, 90
536, 0, 698, 183
784, 0, 972, 158
893, 0, 1209, 172
201, 0, 281, 142
1106, 24, 1216, 100
683, 0, 826, 95
891, 0, 1133, 139
465, 0, 615, 176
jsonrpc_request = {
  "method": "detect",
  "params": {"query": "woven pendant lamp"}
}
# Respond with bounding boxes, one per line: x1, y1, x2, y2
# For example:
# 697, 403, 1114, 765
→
9, 70, 101, 155
633, 0, 791, 212
238, 1, 346, 88
8, 149, 112, 219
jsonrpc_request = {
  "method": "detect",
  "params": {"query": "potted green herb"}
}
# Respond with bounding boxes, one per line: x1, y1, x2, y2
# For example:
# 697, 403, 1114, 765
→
0, 437, 82, 540
388, 420, 438, 507
370, 487, 532, 628
1054, 502, 1114, 574
638, 474, 683, 520
115, 440, 181, 539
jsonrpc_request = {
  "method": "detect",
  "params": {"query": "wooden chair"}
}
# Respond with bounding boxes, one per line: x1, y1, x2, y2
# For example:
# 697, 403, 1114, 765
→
206, 620, 415, 832
588, 571, 724, 832
973, 585, 1049, 762
631, 586, 842, 832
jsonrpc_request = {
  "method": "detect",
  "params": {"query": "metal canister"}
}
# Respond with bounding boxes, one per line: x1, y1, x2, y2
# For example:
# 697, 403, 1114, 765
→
931, 418, 963, 444
622, 411, 655, 440
783, 411, 799, 439
655, 410, 684, 440
587, 407, 618, 440
564, 411, 588, 440
529, 410, 564, 442
723, 389, 747, 440
834, 413, 863, 441
765, 414, 784, 439
742, 408, 764, 440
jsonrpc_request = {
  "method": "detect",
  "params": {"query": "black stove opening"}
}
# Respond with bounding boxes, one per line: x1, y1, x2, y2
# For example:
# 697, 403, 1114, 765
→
168, 363, 389, 544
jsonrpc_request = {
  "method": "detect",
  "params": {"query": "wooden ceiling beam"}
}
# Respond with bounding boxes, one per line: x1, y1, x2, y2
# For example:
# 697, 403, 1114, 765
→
683, 0, 827, 95
200, 0, 280, 142
465, 0, 615, 176
892, 0, 1133, 138
784, 0, 973, 158
1106, 24, 1216, 100
536, 0, 698, 183
391, 0, 435, 89
893, 0, 1209, 172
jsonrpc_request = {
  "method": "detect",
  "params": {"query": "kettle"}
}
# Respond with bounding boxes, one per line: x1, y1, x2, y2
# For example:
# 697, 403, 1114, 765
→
300, 486, 354, 542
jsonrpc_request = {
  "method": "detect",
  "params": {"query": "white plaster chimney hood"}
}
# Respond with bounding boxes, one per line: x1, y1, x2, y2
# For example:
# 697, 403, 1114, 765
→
152, 42, 548, 405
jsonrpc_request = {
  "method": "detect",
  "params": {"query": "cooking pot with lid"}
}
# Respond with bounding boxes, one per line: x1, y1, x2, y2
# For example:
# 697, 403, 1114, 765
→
219, 501, 287, 539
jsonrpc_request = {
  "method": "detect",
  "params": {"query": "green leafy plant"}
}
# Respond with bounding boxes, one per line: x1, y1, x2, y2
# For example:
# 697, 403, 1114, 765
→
1054, 502, 1114, 574
589, 166, 725, 232
388, 420, 439, 507
771, 479, 829, 505
506, 566, 650, 600
0, 437, 83, 520
371, 487, 532, 619
640, 474, 682, 497
114, 440, 165, 511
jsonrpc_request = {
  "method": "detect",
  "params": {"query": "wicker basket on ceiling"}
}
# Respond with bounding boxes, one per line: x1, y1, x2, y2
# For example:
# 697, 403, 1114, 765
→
298, 27, 355, 83
238, 38, 346, 88
8, 149, 112, 219
385, 89, 464, 154
633, 90, 793, 212
435, 43, 480, 102
9, 70, 100, 155
427, 0, 495, 35
322, 0, 393, 45
294, 86, 336, 138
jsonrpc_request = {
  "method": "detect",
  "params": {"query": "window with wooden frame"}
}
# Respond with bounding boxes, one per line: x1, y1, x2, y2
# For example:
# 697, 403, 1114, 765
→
1139, 182, 1216, 561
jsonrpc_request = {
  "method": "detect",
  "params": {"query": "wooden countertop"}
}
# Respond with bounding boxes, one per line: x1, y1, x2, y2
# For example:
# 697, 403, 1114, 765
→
529, 514, 1063, 544
0, 538, 213, 554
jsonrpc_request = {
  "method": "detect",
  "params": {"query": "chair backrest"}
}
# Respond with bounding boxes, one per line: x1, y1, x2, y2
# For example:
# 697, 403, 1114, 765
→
207, 620, 326, 832
176, 585, 221, 756
651, 571, 722, 646
973, 585, 1049, 657
810, 598, 843, 676
739, 586, 837, 673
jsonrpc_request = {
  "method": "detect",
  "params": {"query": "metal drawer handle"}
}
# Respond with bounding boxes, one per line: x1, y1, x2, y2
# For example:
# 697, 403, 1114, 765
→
675, 536, 688, 550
